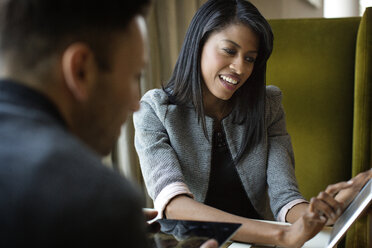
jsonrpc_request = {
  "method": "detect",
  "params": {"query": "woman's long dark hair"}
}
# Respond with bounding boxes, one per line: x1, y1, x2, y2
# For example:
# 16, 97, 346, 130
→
164, 0, 273, 164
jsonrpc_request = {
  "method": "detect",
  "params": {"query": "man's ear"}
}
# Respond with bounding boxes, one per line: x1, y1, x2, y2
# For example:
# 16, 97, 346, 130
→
61, 43, 97, 102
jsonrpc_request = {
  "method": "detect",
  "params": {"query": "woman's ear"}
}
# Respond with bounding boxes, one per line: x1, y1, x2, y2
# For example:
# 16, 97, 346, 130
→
61, 43, 97, 102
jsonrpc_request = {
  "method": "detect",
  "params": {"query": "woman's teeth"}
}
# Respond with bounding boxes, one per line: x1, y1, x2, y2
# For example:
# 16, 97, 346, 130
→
220, 75, 238, 85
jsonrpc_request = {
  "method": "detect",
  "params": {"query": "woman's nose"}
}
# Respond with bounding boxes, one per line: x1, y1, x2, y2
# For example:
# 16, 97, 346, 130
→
229, 57, 245, 75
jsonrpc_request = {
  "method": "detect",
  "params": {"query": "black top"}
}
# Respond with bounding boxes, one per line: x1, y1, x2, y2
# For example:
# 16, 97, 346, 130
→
0, 79, 148, 247
204, 128, 261, 219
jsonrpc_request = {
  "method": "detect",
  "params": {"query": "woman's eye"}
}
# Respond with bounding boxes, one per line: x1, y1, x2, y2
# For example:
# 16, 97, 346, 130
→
223, 48, 236, 55
245, 56, 256, 63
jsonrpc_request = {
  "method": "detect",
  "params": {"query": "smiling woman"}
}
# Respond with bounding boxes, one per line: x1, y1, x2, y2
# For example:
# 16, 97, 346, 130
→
132, 0, 362, 247
201, 23, 259, 116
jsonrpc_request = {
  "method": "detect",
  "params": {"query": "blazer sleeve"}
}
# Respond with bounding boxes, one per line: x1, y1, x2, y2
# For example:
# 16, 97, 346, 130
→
133, 90, 193, 217
265, 86, 306, 220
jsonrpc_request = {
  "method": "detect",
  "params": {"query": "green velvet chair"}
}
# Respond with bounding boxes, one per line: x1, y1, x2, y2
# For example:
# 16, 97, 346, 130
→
267, 7, 371, 248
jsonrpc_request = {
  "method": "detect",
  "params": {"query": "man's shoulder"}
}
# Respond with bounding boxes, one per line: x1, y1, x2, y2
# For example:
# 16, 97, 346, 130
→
0, 113, 97, 167
0, 111, 138, 201
0, 114, 145, 246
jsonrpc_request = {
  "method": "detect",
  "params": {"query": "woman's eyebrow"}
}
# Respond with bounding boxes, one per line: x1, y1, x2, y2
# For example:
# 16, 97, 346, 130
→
222, 39, 258, 54
222, 39, 241, 48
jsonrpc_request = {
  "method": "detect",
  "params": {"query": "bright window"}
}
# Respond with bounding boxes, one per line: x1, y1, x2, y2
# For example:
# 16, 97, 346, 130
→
360, 0, 372, 15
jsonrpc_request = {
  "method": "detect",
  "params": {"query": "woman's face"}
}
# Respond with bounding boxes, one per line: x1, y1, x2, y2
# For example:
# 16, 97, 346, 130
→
201, 23, 259, 101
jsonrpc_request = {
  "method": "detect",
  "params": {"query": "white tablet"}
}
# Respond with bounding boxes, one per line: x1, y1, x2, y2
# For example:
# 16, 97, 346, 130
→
326, 178, 372, 248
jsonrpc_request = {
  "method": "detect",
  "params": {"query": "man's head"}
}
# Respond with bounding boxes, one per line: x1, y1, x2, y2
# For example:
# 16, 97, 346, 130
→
0, 0, 150, 155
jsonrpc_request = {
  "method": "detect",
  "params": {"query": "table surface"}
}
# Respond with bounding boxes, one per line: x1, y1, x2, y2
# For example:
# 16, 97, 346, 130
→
222, 221, 333, 248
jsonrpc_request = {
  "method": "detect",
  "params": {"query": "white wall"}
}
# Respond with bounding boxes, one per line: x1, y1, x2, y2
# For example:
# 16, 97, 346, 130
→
324, 0, 359, 18
250, 0, 324, 19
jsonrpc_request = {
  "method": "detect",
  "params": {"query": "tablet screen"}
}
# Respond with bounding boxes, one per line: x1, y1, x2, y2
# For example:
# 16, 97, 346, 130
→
148, 219, 241, 248
327, 179, 372, 248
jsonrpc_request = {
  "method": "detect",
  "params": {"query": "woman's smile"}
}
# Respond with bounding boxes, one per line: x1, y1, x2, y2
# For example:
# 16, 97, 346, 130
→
218, 74, 241, 91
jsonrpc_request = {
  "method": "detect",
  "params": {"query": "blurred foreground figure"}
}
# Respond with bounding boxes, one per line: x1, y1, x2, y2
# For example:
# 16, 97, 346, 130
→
0, 0, 151, 247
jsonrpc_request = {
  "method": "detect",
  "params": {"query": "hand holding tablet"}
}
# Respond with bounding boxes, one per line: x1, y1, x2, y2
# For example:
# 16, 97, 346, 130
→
326, 178, 372, 248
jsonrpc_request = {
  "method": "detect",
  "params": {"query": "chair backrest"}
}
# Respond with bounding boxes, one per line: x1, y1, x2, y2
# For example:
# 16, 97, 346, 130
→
267, 8, 372, 248
267, 16, 360, 200
347, 7, 372, 248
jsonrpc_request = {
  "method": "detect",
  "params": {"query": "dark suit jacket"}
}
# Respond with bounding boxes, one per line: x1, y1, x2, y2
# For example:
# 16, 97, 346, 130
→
0, 79, 147, 247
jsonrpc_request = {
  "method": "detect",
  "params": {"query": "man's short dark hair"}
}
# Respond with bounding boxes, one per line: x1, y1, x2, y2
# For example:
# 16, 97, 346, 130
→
0, 0, 150, 71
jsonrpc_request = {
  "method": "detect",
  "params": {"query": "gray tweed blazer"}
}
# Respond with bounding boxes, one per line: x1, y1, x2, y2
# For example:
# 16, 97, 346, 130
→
133, 85, 304, 220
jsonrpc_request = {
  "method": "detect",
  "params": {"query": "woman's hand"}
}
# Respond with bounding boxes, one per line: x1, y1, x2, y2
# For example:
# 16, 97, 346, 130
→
143, 208, 158, 221
313, 169, 372, 225
309, 180, 354, 225
143, 208, 161, 233
334, 169, 372, 210
200, 239, 218, 248
280, 180, 356, 247
280, 209, 326, 248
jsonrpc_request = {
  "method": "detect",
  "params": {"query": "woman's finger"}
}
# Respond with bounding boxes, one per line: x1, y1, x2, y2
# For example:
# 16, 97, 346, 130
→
310, 196, 337, 221
317, 191, 343, 216
143, 208, 158, 221
348, 170, 372, 189
325, 181, 353, 196
200, 239, 218, 248
304, 210, 327, 224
